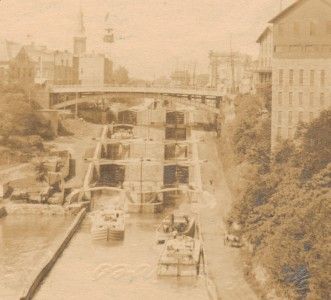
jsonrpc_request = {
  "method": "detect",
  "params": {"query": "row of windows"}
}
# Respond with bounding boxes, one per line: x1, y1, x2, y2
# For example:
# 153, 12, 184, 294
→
276, 110, 320, 140
278, 21, 331, 36
277, 91, 327, 107
259, 57, 272, 68
277, 110, 317, 125
274, 45, 331, 54
11, 67, 33, 79
276, 126, 295, 140
278, 69, 326, 86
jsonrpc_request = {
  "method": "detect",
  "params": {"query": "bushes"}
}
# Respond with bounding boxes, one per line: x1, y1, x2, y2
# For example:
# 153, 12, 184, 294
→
0, 85, 54, 165
0, 88, 54, 140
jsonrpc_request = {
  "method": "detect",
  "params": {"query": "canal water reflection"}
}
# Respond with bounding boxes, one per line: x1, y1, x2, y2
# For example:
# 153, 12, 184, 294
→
0, 214, 73, 299
35, 210, 209, 300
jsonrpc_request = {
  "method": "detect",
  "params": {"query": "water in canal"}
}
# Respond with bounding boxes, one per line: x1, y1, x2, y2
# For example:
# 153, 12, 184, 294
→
34, 196, 209, 300
0, 214, 73, 299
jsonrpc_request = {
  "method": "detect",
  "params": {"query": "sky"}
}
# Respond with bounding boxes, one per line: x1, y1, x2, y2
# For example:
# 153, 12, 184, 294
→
0, 0, 295, 79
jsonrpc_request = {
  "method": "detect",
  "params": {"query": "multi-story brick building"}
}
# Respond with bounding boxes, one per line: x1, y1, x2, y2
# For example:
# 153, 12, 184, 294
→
268, 0, 331, 149
8, 47, 35, 88
255, 25, 273, 92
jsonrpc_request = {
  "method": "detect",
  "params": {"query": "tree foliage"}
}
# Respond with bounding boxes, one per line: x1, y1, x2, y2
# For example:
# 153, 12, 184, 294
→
112, 66, 129, 85
226, 92, 330, 299
0, 87, 53, 139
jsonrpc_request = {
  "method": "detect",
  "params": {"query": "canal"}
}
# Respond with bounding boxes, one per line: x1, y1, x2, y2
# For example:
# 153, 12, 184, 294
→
0, 214, 73, 300
34, 205, 209, 300
34, 116, 209, 299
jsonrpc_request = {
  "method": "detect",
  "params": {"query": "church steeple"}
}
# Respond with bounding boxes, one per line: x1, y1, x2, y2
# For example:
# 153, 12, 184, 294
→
73, 3, 86, 56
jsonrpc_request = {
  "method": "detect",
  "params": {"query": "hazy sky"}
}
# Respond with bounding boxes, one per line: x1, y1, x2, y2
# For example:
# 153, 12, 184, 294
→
0, 0, 294, 79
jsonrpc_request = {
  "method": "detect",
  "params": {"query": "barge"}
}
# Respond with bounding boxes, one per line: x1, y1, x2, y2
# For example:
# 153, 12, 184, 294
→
156, 211, 196, 244
157, 235, 202, 277
90, 208, 125, 241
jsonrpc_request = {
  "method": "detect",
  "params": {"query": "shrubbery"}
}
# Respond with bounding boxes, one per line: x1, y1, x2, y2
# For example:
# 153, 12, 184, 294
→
225, 93, 330, 299
0, 89, 53, 140
0, 84, 54, 165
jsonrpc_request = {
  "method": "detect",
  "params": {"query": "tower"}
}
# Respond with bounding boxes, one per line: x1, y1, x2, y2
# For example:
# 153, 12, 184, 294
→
103, 12, 114, 83
103, 12, 114, 59
73, 4, 86, 57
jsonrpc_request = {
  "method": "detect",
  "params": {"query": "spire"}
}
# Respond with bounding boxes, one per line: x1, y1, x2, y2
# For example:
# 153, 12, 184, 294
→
73, 1, 87, 56
75, 2, 86, 37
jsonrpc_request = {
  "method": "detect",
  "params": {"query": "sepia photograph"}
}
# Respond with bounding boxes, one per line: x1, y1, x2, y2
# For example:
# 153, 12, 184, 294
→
0, 0, 330, 299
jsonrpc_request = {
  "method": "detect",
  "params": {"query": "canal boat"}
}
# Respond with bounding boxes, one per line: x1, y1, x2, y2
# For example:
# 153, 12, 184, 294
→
90, 209, 125, 241
156, 212, 196, 244
157, 235, 202, 277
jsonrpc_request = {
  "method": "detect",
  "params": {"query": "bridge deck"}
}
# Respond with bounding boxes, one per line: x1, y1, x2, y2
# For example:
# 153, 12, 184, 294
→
49, 85, 223, 98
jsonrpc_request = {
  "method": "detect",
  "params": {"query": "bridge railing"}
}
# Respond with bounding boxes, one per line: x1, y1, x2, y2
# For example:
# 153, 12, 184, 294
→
49, 84, 223, 97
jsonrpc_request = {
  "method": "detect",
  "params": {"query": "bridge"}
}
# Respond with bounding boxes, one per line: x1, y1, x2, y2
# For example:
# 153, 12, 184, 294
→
49, 85, 223, 114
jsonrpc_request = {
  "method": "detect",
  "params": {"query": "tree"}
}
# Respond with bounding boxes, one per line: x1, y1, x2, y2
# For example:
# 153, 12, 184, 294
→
113, 66, 129, 85
298, 109, 331, 181
0, 89, 53, 139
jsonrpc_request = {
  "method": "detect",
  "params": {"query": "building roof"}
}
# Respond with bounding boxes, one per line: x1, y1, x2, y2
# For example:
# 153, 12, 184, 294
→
256, 26, 272, 43
269, 0, 331, 23
0, 40, 22, 63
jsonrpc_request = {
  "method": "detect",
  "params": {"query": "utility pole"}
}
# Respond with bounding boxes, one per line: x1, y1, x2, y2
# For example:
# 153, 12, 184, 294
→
230, 35, 235, 94
193, 61, 197, 89
140, 157, 143, 204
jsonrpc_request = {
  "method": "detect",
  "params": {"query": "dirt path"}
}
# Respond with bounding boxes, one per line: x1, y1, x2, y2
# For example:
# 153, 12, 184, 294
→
196, 131, 258, 300
45, 119, 102, 189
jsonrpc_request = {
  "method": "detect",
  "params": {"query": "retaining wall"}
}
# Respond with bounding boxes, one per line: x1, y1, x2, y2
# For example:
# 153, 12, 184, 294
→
20, 207, 86, 300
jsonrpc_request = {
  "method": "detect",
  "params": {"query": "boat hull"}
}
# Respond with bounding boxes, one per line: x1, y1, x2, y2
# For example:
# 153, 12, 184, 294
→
128, 202, 163, 214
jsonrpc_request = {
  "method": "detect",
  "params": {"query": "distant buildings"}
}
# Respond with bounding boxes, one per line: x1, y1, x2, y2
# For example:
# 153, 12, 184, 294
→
209, 51, 254, 94
0, 40, 21, 84
0, 5, 113, 88
8, 47, 35, 88
73, 6, 113, 85
0, 41, 75, 87
257, 0, 331, 149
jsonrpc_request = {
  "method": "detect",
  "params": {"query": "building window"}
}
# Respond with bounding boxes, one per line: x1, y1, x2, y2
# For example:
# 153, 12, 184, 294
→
289, 69, 294, 85
277, 127, 282, 140
279, 69, 283, 85
310, 92, 314, 106
299, 111, 304, 122
327, 21, 331, 34
289, 92, 293, 106
278, 23, 285, 36
294, 22, 300, 35
278, 111, 282, 125
299, 92, 303, 107
320, 93, 325, 106
310, 22, 316, 36
288, 111, 293, 125
309, 112, 314, 122
288, 127, 293, 139
321, 70, 325, 86
310, 70, 315, 86
278, 92, 283, 106
299, 69, 304, 85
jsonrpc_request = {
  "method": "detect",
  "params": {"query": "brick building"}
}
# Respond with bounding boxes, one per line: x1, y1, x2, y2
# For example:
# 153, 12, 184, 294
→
257, 0, 331, 149
8, 47, 35, 88
255, 25, 273, 92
